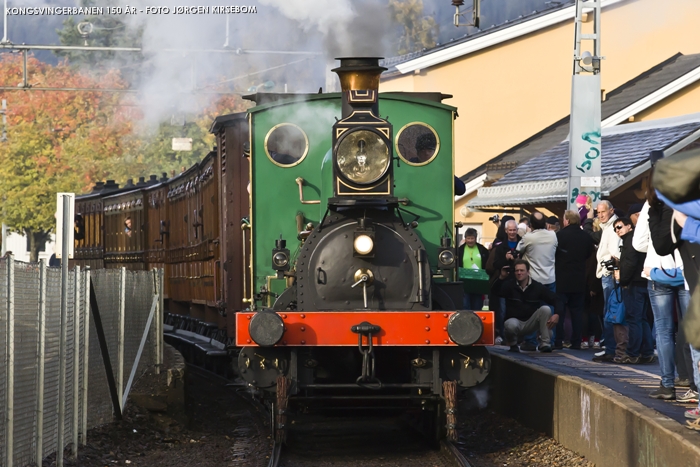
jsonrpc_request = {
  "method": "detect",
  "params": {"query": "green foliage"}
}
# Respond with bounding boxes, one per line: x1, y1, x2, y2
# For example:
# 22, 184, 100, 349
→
389, 0, 439, 55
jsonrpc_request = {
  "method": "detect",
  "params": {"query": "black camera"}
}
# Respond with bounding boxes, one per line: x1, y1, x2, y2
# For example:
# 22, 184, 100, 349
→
489, 214, 500, 224
600, 258, 617, 271
509, 248, 520, 259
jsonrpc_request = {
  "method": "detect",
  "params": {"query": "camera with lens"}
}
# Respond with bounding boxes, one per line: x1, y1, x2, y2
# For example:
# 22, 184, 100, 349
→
600, 258, 618, 271
489, 214, 500, 224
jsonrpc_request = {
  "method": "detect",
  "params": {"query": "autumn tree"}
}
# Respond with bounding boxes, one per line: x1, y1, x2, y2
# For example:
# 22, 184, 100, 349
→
0, 54, 132, 261
389, 0, 439, 55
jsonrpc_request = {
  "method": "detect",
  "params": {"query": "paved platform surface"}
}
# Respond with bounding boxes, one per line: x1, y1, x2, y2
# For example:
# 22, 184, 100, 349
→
491, 345, 697, 427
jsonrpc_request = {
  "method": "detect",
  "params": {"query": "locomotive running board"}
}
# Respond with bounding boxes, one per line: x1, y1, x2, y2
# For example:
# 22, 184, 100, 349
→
236, 311, 494, 347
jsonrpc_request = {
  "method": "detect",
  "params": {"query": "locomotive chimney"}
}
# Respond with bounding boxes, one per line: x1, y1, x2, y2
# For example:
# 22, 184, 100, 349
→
332, 57, 386, 118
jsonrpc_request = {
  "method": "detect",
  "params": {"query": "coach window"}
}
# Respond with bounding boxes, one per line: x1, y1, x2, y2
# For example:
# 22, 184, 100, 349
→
395, 122, 440, 166
264, 123, 309, 167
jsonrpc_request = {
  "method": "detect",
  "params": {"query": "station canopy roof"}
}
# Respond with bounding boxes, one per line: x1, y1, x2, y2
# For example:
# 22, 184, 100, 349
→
467, 113, 700, 208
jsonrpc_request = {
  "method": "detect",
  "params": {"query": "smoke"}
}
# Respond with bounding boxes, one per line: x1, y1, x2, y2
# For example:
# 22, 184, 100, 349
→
106, 0, 391, 126
112, 0, 396, 125
460, 382, 490, 410
258, 0, 392, 58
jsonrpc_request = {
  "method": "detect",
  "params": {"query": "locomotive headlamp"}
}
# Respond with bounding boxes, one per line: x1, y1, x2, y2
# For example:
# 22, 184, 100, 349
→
336, 129, 390, 185
437, 235, 457, 270
271, 236, 290, 273
273, 252, 289, 268
439, 250, 455, 267
354, 234, 374, 255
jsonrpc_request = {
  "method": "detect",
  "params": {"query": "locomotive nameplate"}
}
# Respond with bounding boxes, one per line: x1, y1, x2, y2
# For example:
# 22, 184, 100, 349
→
236, 311, 494, 347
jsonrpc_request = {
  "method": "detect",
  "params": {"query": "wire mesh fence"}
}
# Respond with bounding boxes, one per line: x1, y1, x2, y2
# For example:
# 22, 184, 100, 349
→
0, 258, 163, 467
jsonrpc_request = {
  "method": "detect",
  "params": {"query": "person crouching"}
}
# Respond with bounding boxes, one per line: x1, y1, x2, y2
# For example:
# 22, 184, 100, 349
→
495, 259, 564, 352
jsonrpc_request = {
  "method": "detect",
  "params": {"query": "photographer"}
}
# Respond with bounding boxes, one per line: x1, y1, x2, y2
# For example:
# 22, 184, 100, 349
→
616, 217, 655, 364
495, 259, 563, 353
554, 210, 594, 349
491, 219, 521, 269
585, 200, 619, 362
486, 219, 521, 341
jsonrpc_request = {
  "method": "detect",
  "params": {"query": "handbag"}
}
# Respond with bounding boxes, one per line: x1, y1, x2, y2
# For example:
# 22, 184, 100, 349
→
604, 285, 626, 325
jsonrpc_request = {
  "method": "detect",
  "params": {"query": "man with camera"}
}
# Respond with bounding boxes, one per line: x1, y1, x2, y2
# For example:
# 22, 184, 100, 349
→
584, 200, 620, 362
486, 219, 521, 341
554, 210, 594, 349
496, 259, 563, 353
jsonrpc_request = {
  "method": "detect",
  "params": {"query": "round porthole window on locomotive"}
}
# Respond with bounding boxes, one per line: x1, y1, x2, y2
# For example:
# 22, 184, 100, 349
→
336, 129, 390, 185
395, 122, 440, 166
264, 123, 309, 167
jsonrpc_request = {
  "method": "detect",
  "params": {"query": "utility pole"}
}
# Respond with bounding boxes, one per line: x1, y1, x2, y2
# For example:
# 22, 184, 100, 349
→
1, 99, 6, 141
1, 0, 8, 44
567, 0, 603, 211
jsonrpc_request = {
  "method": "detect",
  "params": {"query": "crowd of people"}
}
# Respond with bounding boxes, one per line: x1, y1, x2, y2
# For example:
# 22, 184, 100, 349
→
459, 154, 700, 427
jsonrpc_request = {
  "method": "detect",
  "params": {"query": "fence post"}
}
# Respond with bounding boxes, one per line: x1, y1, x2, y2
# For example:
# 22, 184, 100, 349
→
4, 255, 15, 467
72, 266, 80, 458
118, 267, 126, 409
57, 194, 71, 467
80, 269, 90, 445
35, 259, 47, 465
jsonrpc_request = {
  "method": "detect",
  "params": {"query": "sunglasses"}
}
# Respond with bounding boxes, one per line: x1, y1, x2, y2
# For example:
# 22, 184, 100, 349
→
614, 225, 625, 231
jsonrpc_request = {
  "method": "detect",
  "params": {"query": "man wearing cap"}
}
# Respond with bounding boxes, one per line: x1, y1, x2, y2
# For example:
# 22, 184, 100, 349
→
546, 216, 560, 232
628, 203, 644, 226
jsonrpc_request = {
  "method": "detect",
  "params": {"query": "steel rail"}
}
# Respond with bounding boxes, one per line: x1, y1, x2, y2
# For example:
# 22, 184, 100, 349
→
441, 440, 474, 467
184, 362, 280, 466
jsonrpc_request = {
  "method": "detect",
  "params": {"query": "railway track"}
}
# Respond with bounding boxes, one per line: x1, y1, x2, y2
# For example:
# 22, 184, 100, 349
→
274, 410, 472, 467
185, 363, 472, 467
184, 363, 276, 467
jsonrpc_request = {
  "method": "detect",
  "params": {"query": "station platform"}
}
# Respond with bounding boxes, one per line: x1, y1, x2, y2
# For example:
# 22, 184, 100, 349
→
488, 345, 700, 467
491, 345, 697, 426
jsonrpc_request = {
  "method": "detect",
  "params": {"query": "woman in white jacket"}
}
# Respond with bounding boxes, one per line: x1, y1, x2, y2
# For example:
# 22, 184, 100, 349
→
633, 201, 695, 402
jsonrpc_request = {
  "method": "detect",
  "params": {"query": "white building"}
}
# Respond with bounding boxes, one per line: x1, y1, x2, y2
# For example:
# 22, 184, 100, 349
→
1, 227, 55, 263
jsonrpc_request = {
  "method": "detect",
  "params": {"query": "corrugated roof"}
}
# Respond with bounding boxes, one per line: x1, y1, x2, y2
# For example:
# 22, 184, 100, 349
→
496, 121, 700, 185
467, 117, 700, 208
460, 52, 700, 185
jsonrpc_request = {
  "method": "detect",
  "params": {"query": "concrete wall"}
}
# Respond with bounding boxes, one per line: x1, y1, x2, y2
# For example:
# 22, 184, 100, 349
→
490, 353, 700, 467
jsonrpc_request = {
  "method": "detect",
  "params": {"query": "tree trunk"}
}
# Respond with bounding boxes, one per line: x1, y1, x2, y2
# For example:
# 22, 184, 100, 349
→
26, 229, 49, 263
